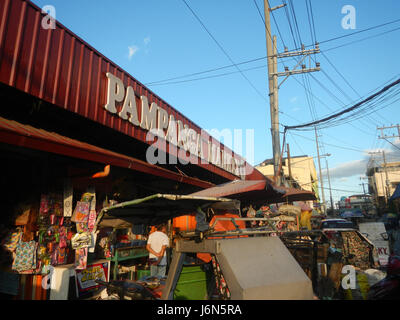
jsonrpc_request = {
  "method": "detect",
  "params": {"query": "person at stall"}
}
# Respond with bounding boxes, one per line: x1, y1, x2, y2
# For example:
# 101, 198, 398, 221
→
146, 223, 169, 277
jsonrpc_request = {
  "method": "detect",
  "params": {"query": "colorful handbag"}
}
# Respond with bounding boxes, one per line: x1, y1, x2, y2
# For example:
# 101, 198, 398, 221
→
2, 229, 23, 252
12, 239, 37, 272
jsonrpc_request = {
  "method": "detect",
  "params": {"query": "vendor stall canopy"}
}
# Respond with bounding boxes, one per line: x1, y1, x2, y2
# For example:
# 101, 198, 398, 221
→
96, 194, 240, 227
189, 179, 316, 206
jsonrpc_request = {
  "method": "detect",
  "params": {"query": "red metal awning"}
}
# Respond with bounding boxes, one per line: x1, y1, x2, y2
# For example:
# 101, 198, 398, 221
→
0, 116, 214, 189
189, 179, 316, 204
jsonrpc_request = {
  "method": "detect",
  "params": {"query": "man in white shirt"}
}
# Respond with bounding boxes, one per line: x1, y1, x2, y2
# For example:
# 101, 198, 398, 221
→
146, 223, 169, 277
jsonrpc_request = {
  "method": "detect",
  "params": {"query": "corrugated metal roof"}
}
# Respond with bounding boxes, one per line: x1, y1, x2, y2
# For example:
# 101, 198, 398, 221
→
0, 0, 265, 182
0, 116, 214, 189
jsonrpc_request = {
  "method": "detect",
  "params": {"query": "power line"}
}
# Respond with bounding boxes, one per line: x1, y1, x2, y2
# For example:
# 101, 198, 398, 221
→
145, 64, 267, 86
307, 52, 388, 129
288, 0, 303, 46
305, 0, 317, 46
180, 0, 267, 102
144, 56, 267, 85
289, 131, 365, 153
282, 0, 298, 49
289, 75, 375, 136
145, 21, 400, 88
319, 17, 400, 47
284, 77, 400, 131
324, 25, 400, 53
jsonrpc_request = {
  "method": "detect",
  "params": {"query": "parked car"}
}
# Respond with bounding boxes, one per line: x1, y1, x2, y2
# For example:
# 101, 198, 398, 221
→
320, 218, 356, 231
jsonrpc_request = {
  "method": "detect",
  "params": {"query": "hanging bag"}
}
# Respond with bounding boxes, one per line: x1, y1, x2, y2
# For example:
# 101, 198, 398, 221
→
2, 229, 23, 252
12, 239, 37, 272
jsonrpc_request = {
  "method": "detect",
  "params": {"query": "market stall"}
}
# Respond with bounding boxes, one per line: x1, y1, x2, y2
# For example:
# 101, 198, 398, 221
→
0, 185, 156, 300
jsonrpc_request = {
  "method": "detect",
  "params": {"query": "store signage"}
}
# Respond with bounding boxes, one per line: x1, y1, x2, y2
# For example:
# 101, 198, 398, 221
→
375, 240, 389, 266
75, 261, 110, 297
104, 72, 247, 177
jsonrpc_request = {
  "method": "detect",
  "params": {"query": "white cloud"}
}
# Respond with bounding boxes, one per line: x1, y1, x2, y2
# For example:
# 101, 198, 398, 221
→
290, 96, 298, 103
144, 37, 151, 45
128, 45, 139, 60
323, 159, 368, 180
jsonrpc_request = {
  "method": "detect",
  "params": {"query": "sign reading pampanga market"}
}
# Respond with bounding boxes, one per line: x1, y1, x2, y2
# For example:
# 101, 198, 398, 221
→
104, 73, 251, 178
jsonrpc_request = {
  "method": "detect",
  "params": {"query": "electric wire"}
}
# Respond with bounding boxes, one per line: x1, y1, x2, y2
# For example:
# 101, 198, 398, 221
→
284, 77, 400, 131
282, 0, 298, 49
180, 0, 267, 102
145, 23, 400, 88
324, 25, 400, 53
320, 51, 391, 125
289, 131, 370, 153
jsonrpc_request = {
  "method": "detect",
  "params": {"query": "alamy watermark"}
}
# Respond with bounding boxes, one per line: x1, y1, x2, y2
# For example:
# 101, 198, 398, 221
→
41, 5, 56, 30
341, 265, 356, 290
144, 127, 255, 177
341, 5, 356, 30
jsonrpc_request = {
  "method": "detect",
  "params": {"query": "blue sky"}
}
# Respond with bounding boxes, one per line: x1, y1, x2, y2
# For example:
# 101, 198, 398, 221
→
32, 0, 400, 205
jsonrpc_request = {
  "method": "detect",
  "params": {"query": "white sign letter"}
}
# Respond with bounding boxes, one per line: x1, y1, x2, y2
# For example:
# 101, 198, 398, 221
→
119, 86, 139, 125
140, 96, 158, 131
104, 73, 125, 114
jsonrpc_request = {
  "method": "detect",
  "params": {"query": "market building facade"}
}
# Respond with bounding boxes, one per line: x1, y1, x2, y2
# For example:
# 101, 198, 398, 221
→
0, 0, 265, 299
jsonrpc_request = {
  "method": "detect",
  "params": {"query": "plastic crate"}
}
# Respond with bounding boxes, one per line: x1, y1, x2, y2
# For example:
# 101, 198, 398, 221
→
173, 265, 211, 300
136, 269, 151, 280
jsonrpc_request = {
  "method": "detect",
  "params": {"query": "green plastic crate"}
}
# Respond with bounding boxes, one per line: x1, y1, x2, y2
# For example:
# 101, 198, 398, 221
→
173, 265, 211, 300
136, 269, 151, 280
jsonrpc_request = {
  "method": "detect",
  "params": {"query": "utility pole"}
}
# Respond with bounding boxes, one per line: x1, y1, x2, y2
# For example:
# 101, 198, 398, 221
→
287, 143, 293, 187
382, 150, 391, 202
369, 151, 390, 206
378, 124, 400, 201
359, 181, 367, 195
325, 156, 334, 213
315, 127, 325, 214
263, 0, 320, 186
378, 124, 400, 141
264, 1, 281, 182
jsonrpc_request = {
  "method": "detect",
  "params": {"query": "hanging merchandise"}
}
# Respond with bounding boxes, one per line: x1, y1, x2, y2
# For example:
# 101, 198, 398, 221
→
75, 247, 88, 270
2, 228, 23, 253
40, 195, 50, 216
51, 244, 59, 265
76, 223, 89, 233
71, 201, 90, 223
88, 210, 97, 232
63, 180, 73, 217
56, 246, 67, 265
12, 239, 37, 273
87, 189, 97, 232
71, 232, 92, 249
36, 193, 75, 271
58, 227, 68, 248
51, 193, 63, 217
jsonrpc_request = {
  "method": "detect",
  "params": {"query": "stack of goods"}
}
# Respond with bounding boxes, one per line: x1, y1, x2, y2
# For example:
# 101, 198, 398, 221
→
341, 231, 373, 270
71, 192, 97, 270
211, 256, 231, 300
37, 194, 73, 271
1, 188, 102, 277
0, 193, 75, 275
